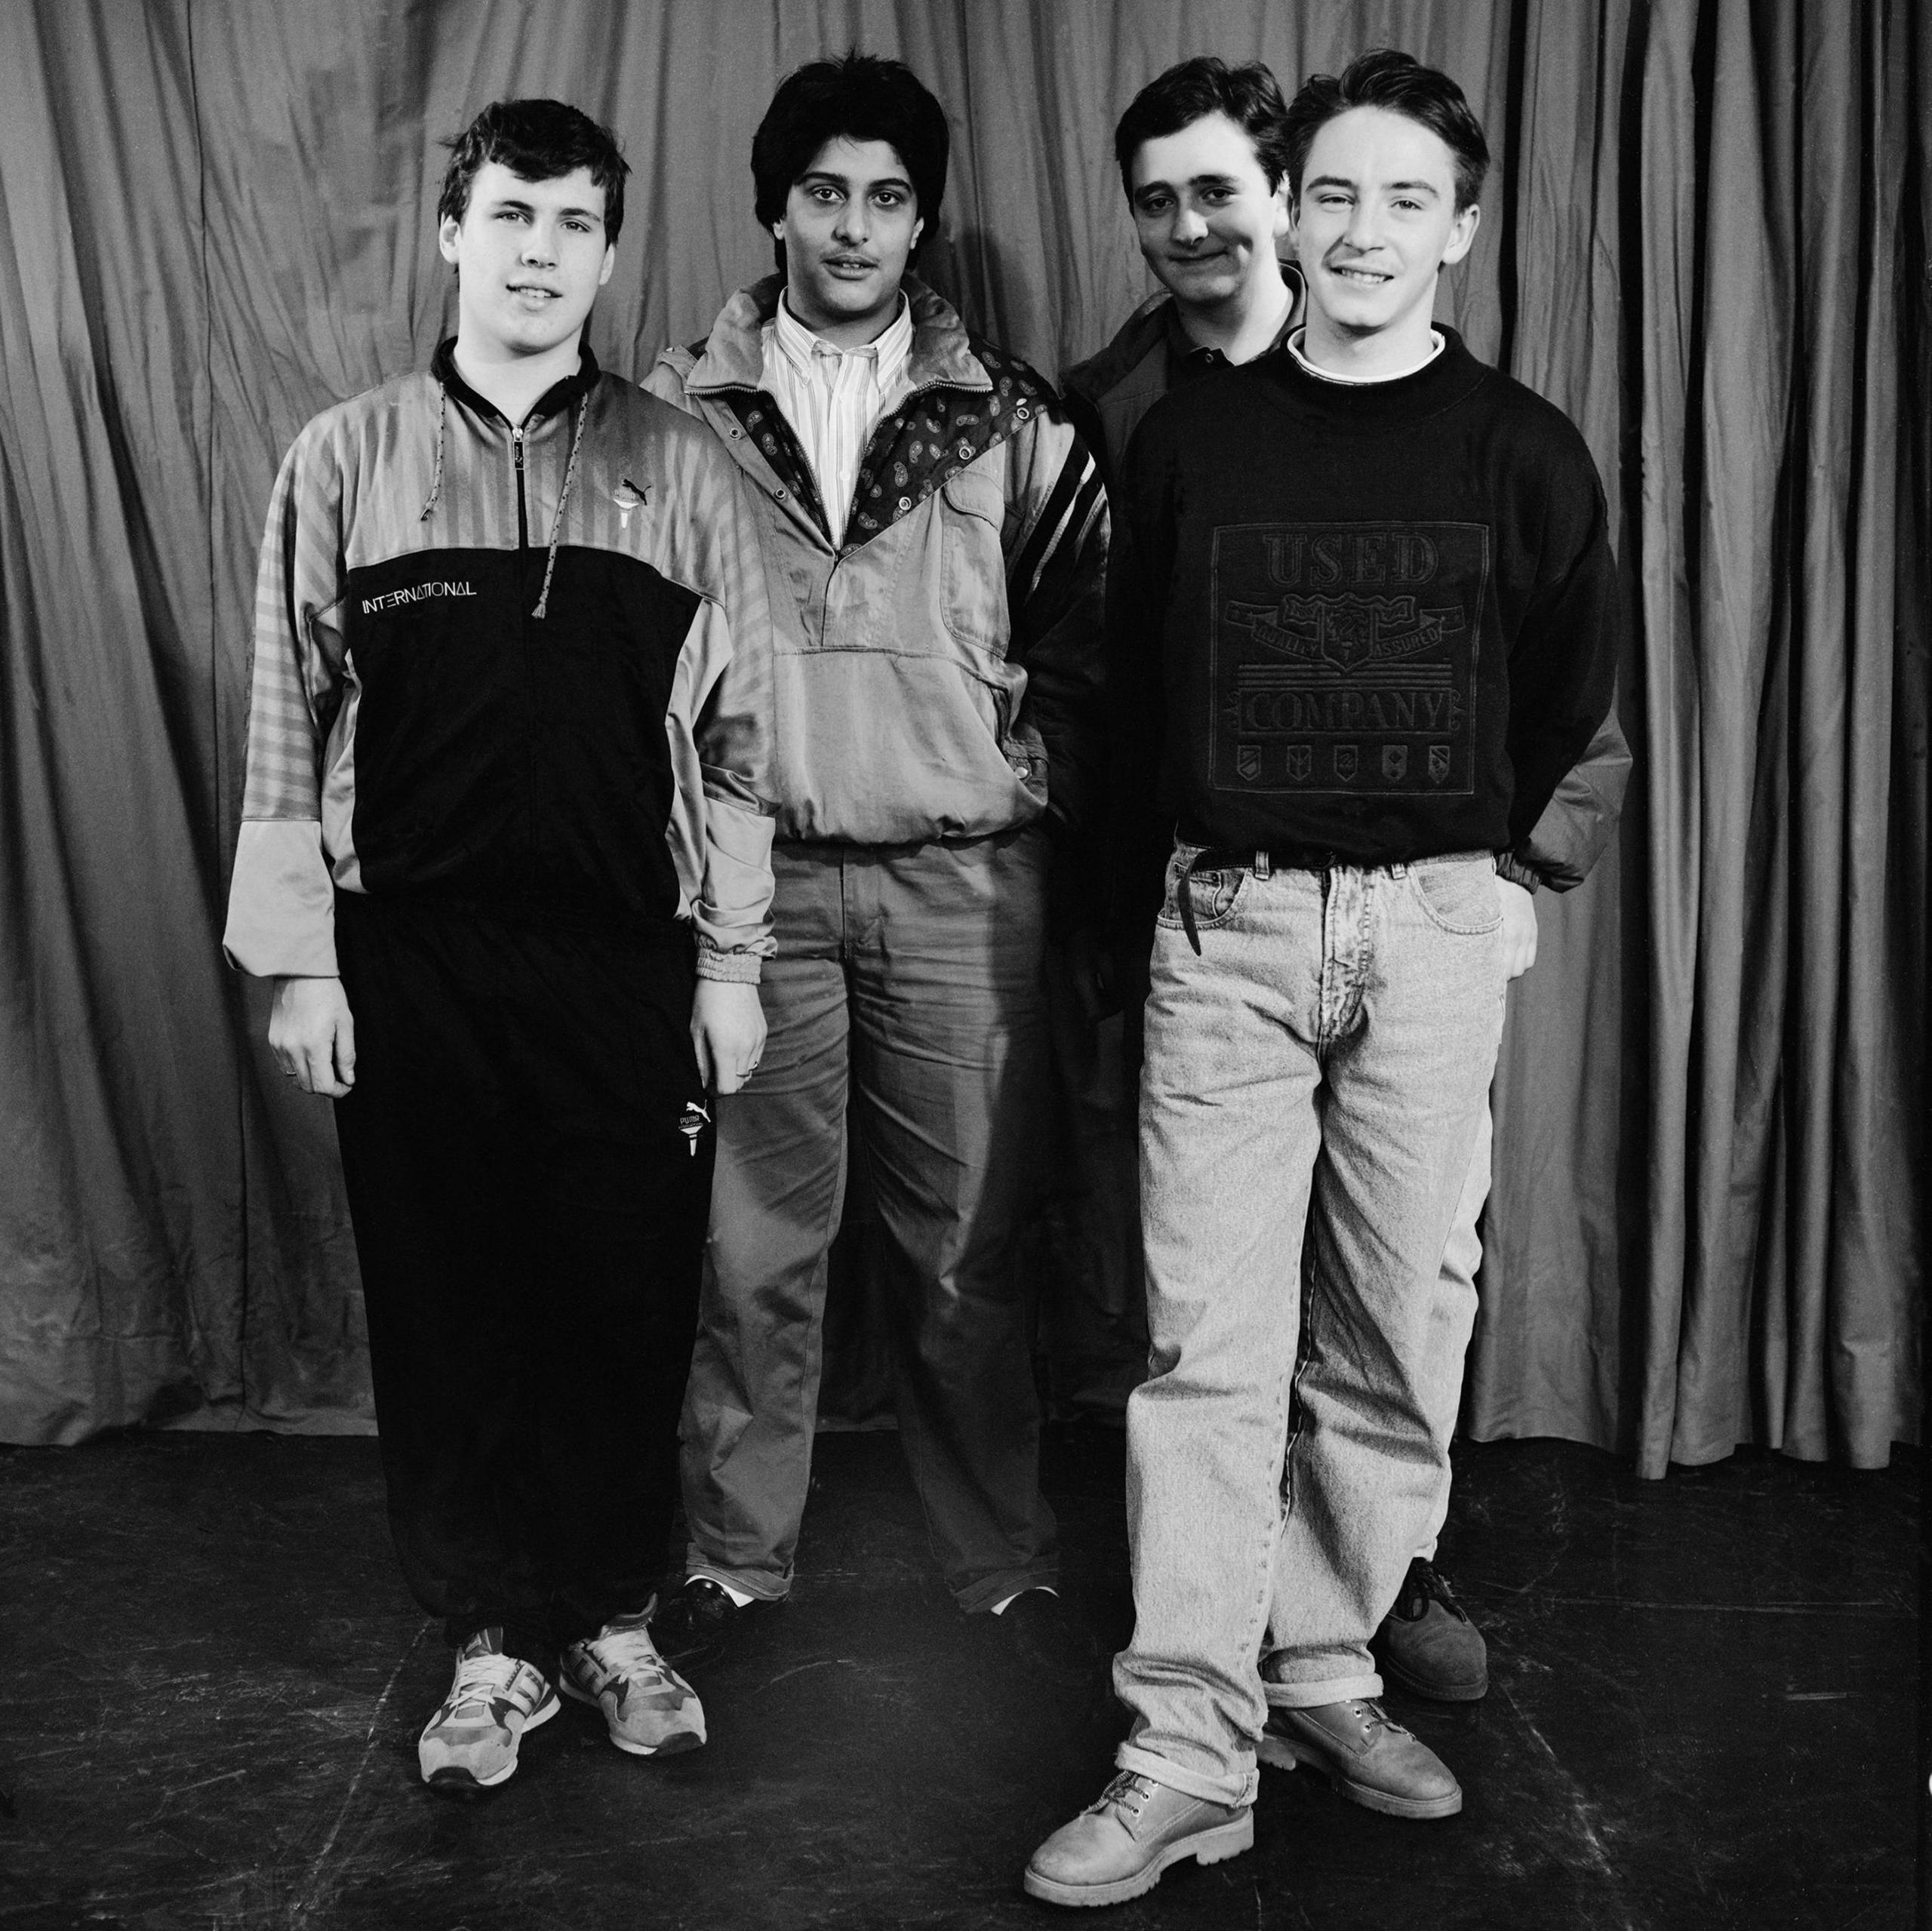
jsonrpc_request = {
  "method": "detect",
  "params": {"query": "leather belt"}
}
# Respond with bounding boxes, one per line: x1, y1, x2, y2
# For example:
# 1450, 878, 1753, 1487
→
1174, 845, 1341, 955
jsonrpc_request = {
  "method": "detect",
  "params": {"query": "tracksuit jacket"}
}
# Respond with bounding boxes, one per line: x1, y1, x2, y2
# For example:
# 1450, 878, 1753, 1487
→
223, 340, 776, 981
644, 276, 1108, 851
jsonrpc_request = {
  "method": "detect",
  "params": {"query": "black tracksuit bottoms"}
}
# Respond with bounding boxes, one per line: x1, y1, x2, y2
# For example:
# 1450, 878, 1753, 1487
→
332, 893, 714, 1674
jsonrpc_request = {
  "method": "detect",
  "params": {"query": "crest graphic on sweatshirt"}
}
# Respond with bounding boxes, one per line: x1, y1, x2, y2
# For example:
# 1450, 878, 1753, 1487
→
1210, 521, 1488, 797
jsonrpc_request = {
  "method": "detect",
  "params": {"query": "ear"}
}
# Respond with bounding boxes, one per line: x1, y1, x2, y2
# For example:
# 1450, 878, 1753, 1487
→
437, 214, 462, 266
1269, 176, 1292, 244
598, 241, 616, 287
1441, 201, 1481, 268
912, 217, 924, 249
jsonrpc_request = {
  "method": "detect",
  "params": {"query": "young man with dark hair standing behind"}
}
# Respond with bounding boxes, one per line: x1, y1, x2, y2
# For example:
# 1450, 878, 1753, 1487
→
1026, 51, 1622, 1904
645, 55, 1107, 1662
224, 98, 776, 1794
1062, 54, 1631, 1722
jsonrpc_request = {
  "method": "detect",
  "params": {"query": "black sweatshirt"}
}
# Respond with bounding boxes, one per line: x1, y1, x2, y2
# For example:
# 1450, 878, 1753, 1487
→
1109, 327, 1620, 923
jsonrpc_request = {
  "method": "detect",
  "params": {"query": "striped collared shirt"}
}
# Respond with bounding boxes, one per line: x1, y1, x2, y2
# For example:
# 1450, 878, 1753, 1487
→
761, 291, 916, 544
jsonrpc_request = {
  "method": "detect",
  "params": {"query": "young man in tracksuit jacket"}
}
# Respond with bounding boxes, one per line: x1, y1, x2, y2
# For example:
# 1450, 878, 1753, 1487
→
222, 101, 777, 1795
1027, 54, 1621, 1904
642, 55, 1108, 1660
1060, 57, 1632, 1720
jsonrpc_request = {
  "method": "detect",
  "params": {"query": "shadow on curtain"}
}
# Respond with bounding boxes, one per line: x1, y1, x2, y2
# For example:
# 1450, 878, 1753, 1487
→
0, 0, 1921, 1468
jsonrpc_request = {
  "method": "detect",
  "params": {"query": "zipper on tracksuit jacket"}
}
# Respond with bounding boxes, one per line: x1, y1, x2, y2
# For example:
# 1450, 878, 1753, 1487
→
512, 425, 528, 548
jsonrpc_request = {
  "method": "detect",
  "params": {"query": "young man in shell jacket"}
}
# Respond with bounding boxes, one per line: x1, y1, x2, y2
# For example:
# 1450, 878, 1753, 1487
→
1027, 52, 1622, 1905
223, 100, 776, 1794
643, 54, 1107, 1662
1060, 56, 1631, 1720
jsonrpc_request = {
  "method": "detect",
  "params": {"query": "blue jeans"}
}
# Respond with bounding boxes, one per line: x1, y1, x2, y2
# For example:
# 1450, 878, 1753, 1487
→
1114, 846, 1507, 1807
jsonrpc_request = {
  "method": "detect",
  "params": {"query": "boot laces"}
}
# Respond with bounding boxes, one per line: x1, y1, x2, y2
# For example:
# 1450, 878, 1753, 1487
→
1398, 1557, 1469, 1623
1094, 1771, 1158, 1822
1346, 1696, 1412, 1740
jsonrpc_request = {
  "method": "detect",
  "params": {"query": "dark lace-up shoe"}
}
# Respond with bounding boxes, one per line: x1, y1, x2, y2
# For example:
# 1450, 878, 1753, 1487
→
1376, 1558, 1488, 1701
648, 1576, 779, 1667
1024, 1770, 1253, 1907
1258, 1696, 1462, 1819
989, 1588, 1101, 1682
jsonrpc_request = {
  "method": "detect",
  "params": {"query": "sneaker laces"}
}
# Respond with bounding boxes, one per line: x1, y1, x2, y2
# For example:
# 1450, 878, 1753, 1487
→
1395, 1558, 1469, 1624
586, 1619, 672, 1686
442, 1646, 533, 1720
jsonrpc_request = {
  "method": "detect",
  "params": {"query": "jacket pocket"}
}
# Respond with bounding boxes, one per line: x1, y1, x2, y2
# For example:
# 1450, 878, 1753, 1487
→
938, 465, 1008, 652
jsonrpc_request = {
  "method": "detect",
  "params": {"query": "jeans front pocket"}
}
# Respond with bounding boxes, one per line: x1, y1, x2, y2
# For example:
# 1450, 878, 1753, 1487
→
1407, 856, 1503, 935
1156, 847, 1246, 932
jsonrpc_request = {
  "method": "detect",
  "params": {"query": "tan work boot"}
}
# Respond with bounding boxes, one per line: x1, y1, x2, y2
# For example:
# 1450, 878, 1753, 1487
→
1258, 1696, 1462, 1818
1024, 1770, 1253, 1908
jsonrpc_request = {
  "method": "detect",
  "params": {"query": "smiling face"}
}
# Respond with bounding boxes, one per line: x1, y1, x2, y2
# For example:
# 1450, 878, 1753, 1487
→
778, 136, 923, 346
438, 159, 614, 364
1290, 106, 1479, 367
1129, 111, 1290, 320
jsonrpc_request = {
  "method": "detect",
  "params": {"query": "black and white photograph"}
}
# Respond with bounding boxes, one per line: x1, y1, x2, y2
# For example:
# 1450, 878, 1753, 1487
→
0, 2, 1921, 1926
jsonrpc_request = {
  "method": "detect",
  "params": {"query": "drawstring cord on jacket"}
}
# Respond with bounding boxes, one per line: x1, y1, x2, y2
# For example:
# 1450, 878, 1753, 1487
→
419, 384, 448, 521
531, 398, 588, 620
418, 383, 589, 620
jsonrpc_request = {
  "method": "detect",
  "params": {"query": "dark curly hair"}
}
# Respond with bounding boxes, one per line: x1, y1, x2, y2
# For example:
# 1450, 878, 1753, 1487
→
438, 99, 630, 244
752, 53, 948, 248
1284, 50, 1489, 211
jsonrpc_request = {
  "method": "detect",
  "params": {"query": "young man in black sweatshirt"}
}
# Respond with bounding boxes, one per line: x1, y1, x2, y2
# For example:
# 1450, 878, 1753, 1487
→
1061, 55, 1631, 1720
1026, 51, 1620, 1905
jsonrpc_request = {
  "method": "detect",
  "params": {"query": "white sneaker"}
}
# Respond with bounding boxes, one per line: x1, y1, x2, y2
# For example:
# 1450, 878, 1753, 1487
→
560, 1610, 706, 1756
417, 1628, 558, 1792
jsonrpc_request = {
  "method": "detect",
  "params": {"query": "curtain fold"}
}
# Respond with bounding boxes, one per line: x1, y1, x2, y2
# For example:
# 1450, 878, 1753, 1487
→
0, 0, 1920, 1466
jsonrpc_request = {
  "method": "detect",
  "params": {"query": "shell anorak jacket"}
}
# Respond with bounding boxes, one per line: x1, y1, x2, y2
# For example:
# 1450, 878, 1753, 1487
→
646, 277, 1108, 852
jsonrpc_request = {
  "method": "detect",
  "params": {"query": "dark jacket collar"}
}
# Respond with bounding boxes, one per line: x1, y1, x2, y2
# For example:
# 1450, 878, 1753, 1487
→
1063, 260, 1302, 405
431, 336, 601, 426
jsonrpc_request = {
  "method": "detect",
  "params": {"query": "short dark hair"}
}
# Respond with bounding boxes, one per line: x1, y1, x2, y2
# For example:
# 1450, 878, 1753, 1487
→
1113, 57, 1294, 200
1284, 50, 1490, 211
438, 100, 631, 244
751, 53, 949, 245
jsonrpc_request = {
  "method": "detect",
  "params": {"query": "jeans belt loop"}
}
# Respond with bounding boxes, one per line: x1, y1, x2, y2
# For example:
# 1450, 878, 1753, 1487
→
1254, 850, 1272, 881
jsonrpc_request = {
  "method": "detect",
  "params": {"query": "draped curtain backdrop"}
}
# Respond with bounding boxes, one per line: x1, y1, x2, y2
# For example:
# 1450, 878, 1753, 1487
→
1, 0, 1922, 1473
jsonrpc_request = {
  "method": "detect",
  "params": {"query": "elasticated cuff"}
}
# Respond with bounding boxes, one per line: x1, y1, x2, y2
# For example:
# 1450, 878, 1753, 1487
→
1493, 849, 1543, 893
694, 946, 762, 985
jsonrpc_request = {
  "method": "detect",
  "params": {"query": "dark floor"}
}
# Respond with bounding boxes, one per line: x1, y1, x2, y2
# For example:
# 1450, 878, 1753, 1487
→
0, 1427, 1916, 1931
